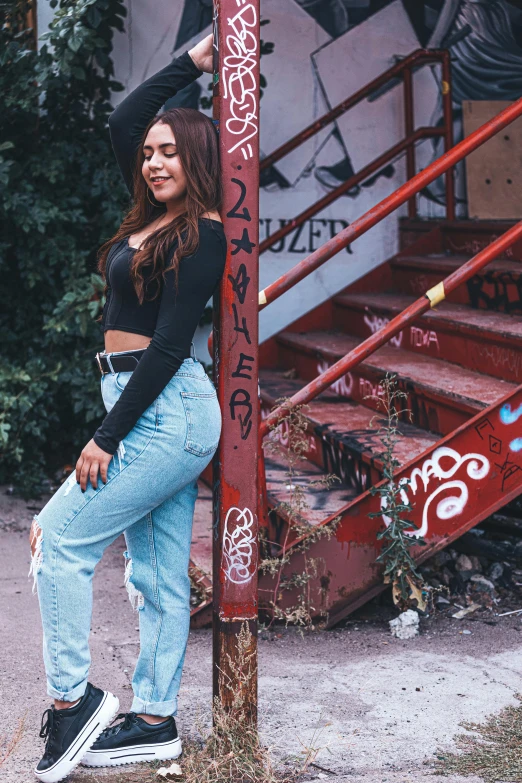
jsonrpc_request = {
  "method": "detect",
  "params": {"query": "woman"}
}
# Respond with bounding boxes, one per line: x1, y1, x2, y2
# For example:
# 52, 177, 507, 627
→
29, 33, 224, 782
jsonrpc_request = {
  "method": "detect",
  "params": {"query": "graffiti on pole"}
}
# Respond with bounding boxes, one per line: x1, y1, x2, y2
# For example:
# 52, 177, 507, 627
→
222, 2, 258, 157
222, 506, 256, 584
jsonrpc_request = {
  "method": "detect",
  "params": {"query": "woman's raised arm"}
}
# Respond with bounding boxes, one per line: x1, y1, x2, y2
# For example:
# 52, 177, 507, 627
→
108, 43, 209, 193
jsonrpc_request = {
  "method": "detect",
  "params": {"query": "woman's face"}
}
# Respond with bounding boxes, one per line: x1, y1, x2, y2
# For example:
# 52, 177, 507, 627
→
142, 121, 187, 203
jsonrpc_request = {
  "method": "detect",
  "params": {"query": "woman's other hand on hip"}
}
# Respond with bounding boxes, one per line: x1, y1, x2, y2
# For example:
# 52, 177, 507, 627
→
76, 439, 113, 492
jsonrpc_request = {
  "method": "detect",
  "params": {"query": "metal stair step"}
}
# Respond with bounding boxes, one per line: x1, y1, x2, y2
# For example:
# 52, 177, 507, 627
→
333, 291, 522, 382
259, 383, 522, 627
260, 368, 438, 494
274, 329, 515, 434
391, 253, 522, 312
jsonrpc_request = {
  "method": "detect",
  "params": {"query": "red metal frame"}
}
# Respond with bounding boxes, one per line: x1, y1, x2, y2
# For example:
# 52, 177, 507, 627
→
258, 96, 522, 311
259, 49, 454, 254
212, 0, 260, 721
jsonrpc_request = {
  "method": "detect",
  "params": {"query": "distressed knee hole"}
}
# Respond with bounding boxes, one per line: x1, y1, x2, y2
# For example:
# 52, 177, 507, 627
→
123, 551, 144, 611
28, 516, 43, 593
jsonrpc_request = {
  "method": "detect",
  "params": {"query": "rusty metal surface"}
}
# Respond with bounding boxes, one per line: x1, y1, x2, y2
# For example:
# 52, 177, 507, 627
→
259, 100, 522, 309
261, 222, 522, 437
261, 370, 437, 491
259, 384, 522, 626
274, 330, 515, 434
399, 219, 522, 260
212, 0, 260, 718
392, 254, 522, 312
334, 291, 522, 382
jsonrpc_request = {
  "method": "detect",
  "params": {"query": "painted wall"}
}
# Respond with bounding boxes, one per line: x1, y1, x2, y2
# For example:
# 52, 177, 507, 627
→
37, 0, 522, 361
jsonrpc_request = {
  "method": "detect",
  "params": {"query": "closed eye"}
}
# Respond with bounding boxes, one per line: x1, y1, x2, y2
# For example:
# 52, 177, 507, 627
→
144, 152, 177, 161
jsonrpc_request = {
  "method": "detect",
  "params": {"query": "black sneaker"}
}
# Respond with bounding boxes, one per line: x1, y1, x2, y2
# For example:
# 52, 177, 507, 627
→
34, 683, 119, 783
82, 711, 182, 767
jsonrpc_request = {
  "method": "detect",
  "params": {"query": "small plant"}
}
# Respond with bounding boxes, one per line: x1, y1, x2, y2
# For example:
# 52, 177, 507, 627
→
260, 398, 340, 629
366, 374, 428, 612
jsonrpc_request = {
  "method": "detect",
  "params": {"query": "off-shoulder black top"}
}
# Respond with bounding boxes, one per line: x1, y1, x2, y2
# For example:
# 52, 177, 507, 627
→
92, 52, 227, 455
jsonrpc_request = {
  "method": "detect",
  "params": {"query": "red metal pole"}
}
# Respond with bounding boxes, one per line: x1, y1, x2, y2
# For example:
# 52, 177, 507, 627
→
402, 65, 416, 219
258, 95, 522, 309
260, 220, 522, 437
441, 51, 455, 220
212, 0, 260, 722
260, 49, 445, 172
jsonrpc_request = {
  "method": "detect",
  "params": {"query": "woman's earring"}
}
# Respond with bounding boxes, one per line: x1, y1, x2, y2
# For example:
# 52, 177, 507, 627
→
147, 188, 161, 207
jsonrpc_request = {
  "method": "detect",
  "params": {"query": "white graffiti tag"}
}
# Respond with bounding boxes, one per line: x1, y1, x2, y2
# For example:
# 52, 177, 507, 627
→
222, 506, 256, 584
381, 446, 490, 538
317, 360, 353, 398
364, 313, 402, 348
223, 4, 258, 158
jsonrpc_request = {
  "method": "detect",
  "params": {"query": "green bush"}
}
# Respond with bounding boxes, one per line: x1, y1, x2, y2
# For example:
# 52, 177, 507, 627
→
0, 0, 129, 496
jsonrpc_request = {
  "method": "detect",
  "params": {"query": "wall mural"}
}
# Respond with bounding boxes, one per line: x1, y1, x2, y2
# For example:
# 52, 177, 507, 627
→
106, 0, 522, 349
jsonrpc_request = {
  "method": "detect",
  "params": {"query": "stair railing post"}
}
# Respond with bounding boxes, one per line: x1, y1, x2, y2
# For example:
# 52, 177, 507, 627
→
403, 64, 416, 219
441, 50, 455, 220
211, 0, 261, 724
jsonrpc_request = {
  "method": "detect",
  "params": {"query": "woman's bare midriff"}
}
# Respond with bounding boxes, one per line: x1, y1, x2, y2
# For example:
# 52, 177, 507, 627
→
105, 330, 152, 353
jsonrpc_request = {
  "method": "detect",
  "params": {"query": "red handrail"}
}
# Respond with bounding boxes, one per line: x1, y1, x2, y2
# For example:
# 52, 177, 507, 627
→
260, 48, 448, 172
259, 127, 445, 255
260, 220, 522, 438
260, 48, 454, 252
258, 96, 522, 310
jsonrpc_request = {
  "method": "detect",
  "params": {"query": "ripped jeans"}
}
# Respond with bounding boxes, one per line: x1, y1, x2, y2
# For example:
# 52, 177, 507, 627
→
29, 356, 221, 716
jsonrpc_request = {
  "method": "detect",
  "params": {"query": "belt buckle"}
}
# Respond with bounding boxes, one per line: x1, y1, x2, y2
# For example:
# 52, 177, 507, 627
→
95, 352, 107, 375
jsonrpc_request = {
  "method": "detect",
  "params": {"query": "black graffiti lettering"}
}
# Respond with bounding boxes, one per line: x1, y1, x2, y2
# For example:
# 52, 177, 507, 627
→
232, 303, 251, 344
232, 353, 255, 379
266, 219, 288, 253
329, 219, 353, 254
466, 270, 522, 314
489, 435, 502, 455
228, 263, 250, 304
288, 221, 307, 254
231, 227, 256, 256
230, 388, 253, 440
226, 178, 252, 222
475, 418, 494, 440
495, 450, 521, 492
309, 219, 327, 253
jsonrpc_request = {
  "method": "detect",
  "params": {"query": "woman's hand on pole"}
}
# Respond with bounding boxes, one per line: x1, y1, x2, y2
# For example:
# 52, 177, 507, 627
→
188, 33, 214, 74
76, 439, 113, 492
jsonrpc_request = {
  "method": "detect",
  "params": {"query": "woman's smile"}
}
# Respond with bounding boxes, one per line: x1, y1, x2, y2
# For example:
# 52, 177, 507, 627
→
150, 175, 172, 187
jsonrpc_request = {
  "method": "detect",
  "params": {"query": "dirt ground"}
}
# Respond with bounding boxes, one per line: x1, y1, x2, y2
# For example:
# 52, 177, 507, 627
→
2, 488, 522, 783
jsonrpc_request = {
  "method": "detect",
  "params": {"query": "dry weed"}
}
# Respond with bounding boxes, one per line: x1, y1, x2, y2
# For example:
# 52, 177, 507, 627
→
0, 713, 26, 769
434, 694, 522, 781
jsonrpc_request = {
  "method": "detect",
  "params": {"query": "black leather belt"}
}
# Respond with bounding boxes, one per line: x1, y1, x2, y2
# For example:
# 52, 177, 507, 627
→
95, 349, 146, 375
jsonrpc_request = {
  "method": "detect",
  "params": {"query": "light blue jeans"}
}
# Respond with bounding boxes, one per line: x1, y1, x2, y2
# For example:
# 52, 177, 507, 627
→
30, 354, 221, 716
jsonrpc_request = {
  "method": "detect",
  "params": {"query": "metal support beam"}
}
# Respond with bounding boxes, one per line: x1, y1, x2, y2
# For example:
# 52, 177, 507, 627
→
212, 0, 260, 724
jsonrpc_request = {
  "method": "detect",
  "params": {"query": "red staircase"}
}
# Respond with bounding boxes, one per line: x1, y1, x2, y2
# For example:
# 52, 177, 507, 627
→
188, 50, 522, 628
256, 219, 522, 626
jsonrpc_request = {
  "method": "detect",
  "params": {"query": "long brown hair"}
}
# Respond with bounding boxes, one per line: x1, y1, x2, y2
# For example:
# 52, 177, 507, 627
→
97, 108, 222, 303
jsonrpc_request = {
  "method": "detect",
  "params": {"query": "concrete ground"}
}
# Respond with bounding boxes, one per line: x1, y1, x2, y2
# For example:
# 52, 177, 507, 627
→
2, 488, 522, 783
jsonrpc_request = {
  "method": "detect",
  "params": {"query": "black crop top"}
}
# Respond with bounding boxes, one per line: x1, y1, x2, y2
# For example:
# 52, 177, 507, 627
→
92, 52, 227, 455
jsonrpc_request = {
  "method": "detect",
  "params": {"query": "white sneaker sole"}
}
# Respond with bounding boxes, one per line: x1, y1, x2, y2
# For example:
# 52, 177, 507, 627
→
34, 691, 120, 783
82, 736, 182, 767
